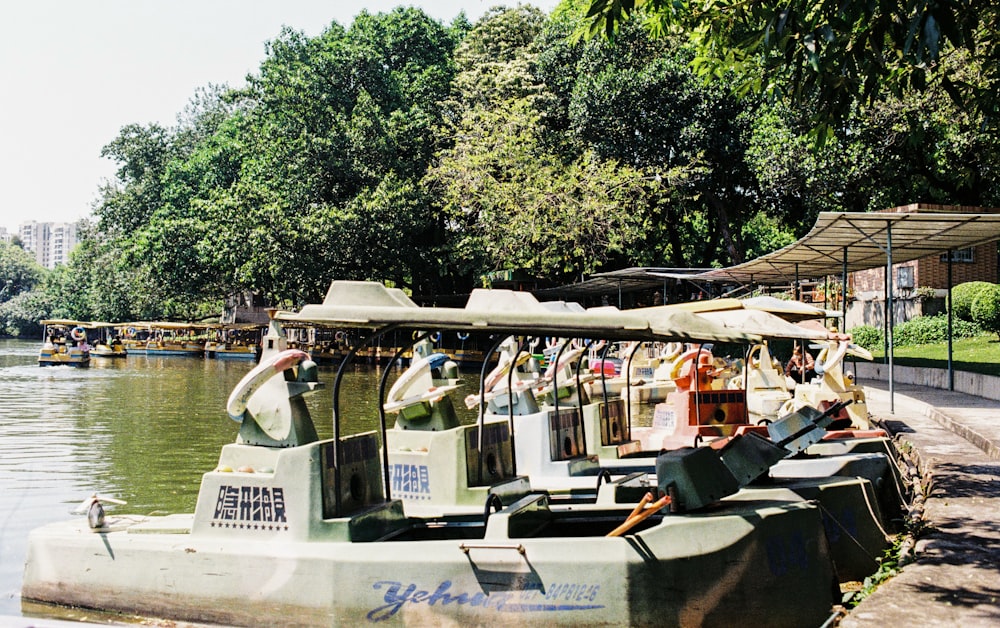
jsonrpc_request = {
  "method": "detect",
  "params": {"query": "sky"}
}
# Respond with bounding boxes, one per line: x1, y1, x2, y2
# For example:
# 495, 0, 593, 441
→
0, 1, 560, 235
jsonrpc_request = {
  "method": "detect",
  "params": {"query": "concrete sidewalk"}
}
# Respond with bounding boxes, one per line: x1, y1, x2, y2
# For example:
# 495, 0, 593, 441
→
840, 380, 1000, 627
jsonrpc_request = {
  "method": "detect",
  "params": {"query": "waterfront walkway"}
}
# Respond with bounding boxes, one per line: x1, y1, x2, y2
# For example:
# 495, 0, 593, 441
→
841, 379, 1000, 627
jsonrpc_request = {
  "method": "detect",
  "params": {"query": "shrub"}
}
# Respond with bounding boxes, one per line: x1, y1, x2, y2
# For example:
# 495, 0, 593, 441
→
849, 325, 883, 351
892, 314, 982, 346
971, 284, 1000, 340
950, 281, 993, 322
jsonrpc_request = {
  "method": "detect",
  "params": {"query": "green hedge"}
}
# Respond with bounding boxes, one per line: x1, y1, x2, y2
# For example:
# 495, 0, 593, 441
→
951, 281, 994, 322
849, 325, 883, 351
971, 284, 1000, 339
851, 315, 983, 348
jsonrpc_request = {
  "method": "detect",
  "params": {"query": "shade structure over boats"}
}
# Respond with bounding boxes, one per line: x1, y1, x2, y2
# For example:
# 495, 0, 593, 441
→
279, 280, 759, 346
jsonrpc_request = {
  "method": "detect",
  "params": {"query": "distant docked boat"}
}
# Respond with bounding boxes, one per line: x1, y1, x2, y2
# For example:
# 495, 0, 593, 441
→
204, 323, 263, 360
38, 320, 90, 367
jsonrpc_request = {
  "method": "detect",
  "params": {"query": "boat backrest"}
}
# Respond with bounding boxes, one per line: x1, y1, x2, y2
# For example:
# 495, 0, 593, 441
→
464, 421, 515, 487
548, 407, 587, 461
484, 492, 552, 540
599, 399, 629, 446
320, 431, 384, 518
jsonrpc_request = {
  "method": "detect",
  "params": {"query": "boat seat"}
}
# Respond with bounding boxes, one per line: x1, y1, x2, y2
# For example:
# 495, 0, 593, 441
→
321, 432, 385, 518
484, 493, 552, 540
463, 421, 516, 487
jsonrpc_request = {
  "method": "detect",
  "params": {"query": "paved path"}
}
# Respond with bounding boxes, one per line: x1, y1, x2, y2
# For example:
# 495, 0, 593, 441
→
841, 379, 1000, 627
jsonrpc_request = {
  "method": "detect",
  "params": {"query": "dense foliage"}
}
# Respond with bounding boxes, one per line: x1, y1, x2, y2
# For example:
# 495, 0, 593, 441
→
848, 325, 884, 352
583, 0, 1000, 140
893, 314, 983, 346
2, 3, 999, 332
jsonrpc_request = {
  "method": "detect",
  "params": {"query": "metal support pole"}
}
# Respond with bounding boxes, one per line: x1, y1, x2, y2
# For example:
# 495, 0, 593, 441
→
887, 222, 894, 413
948, 249, 954, 390
842, 248, 849, 323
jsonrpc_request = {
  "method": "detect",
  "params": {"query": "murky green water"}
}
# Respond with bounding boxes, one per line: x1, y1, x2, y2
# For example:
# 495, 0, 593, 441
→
0, 338, 413, 619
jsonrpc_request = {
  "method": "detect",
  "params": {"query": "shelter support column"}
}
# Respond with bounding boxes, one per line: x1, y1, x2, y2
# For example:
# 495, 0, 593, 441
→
948, 249, 954, 391
887, 222, 894, 413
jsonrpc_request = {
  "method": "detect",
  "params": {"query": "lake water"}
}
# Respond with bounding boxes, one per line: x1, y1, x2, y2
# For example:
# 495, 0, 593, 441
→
0, 338, 409, 620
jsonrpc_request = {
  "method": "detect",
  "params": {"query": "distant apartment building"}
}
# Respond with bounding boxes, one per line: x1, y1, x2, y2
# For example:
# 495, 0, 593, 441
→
0, 227, 10, 244
18, 221, 81, 268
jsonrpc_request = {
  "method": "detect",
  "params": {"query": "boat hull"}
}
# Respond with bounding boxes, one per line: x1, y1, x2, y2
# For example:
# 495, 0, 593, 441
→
38, 347, 89, 367
23, 498, 836, 627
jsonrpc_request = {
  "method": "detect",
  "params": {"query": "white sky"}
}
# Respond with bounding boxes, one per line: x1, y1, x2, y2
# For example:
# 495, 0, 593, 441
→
0, 1, 560, 234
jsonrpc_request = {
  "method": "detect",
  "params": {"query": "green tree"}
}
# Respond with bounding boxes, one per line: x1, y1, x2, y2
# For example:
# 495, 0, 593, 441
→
428, 7, 653, 281
581, 0, 1000, 135
952, 281, 994, 322
83, 8, 464, 310
0, 240, 45, 301
537, 17, 771, 267
0, 290, 56, 337
96, 123, 176, 237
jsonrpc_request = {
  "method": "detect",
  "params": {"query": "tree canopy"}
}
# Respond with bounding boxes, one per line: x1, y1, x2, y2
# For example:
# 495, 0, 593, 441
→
583, 0, 1000, 136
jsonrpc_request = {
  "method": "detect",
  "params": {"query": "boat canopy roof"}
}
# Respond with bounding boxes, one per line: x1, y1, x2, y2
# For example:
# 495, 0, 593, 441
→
119, 321, 215, 331
740, 295, 840, 321
275, 280, 759, 344
40, 319, 87, 327
696, 309, 832, 340
633, 297, 835, 340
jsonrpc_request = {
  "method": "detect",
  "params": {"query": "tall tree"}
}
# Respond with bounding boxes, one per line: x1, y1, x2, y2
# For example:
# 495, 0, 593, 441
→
0, 240, 45, 301
427, 6, 652, 281
537, 17, 768, 266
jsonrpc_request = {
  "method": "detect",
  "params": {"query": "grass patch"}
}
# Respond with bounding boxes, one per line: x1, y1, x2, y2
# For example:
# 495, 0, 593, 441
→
869, 335, 1000, 377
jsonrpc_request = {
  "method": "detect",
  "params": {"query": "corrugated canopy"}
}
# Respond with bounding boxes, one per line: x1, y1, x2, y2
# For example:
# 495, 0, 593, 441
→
533, 267, 712, 300
693, 209, 1000, 285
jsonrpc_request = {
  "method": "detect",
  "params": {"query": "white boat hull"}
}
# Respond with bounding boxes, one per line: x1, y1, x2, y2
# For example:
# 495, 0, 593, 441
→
24, 496, 836, 627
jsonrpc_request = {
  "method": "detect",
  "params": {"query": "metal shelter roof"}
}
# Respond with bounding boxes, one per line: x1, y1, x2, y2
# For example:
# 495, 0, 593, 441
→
533, 267, 712, 301
692, 206, 1000, 285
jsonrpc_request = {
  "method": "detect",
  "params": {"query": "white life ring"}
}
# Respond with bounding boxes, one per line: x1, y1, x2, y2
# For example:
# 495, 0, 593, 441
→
226, 349, 309, 421
70, 326, 87, 342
